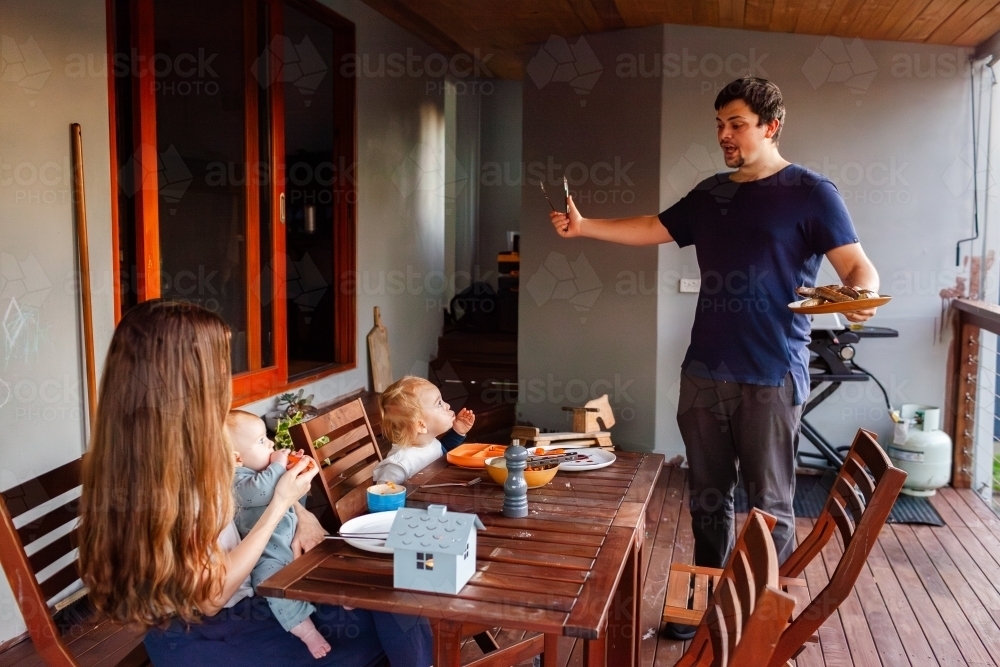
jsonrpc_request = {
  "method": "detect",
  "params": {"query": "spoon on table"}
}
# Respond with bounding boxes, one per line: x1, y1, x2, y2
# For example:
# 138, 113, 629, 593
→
420, 478, 483, 489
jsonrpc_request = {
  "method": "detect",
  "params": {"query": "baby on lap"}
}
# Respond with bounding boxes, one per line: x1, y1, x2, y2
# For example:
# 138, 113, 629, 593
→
373, 377, 475, 484
227, 410, 330, 659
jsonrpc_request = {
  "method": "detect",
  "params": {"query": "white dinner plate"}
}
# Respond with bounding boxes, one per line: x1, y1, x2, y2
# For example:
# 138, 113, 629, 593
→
338, 510, 397, 554
558, 448, 616, 471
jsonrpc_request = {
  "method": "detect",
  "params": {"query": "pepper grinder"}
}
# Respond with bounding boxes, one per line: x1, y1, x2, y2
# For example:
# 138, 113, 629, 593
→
502, 438, 528, 518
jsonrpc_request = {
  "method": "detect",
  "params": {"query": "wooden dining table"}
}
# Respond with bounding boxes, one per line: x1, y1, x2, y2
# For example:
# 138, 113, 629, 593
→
259, 450, 664, 667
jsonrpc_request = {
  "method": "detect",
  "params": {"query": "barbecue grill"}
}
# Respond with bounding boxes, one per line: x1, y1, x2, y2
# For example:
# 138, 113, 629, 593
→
799, 313, 899, 470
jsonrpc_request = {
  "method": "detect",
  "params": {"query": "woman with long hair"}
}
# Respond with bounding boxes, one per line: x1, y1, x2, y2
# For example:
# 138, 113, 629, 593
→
79, 301, 427, 666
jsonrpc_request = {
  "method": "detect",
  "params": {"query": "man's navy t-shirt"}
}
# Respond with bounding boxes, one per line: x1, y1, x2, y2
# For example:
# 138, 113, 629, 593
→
658, 164, 859, 406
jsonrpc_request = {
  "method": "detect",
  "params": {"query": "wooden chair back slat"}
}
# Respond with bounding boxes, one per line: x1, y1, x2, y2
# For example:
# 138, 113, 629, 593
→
827, 495, 856, 549
768, 430, 907, 667
18, 503, 80, 548
731, 551, 754, 620
2, 460, 84, 520
850, 429, 892, 478
320, 460, 379, 503
334, 482, 374, 525
678, 510, 794, 667
715, 578, 741, 659
706, 605, 728, 667
314, 424, 372, 461
38, 561, 81, 602
28, 529, 79, 576
743, 514, 777, 594
290, 398, 383, 528
843, 455, 876, 504
323, 463, 381, 525
831, 474, 866, 526
321, 444, 377, 480
297, 400, 367, 442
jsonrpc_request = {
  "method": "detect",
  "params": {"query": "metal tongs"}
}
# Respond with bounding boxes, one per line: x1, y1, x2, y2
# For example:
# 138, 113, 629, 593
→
539, 176, 570, 214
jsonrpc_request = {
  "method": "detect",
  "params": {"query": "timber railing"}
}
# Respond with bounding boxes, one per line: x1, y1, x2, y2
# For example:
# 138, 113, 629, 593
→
947, 299, 1000, 510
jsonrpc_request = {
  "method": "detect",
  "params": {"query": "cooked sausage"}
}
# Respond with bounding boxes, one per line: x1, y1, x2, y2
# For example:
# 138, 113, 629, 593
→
815, 286, 853, 302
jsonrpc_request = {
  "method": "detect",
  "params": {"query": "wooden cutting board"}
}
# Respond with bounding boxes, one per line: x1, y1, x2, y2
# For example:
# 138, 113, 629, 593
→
367, 306, 392, 392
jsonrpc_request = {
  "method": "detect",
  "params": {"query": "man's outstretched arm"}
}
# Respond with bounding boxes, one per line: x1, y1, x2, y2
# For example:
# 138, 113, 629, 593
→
549, 196, 674, 246
826, 242, 880, 323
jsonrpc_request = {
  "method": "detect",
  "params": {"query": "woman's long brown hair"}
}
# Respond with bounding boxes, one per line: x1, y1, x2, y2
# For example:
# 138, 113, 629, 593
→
79, 300, 234, 627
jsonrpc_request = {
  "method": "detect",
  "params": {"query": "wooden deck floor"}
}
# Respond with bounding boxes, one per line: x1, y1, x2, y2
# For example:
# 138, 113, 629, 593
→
485, 465, 1000, 667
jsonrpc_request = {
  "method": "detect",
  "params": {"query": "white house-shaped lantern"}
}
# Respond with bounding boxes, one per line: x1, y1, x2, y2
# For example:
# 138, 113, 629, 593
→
385, 504, 485, 595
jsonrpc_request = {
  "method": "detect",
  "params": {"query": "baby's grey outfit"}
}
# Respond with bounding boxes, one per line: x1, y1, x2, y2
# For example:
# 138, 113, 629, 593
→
233, 462, 314, 632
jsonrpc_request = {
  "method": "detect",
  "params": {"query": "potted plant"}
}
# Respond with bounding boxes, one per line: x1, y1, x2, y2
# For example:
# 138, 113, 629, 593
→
279, 389, 318, 418
264, 389, 318, 432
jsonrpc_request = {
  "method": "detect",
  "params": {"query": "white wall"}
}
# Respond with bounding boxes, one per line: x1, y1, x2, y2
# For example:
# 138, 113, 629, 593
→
655, 24, 978, 458
0, 0, 449, 643
519, 27, 662, 451
0, 0, 115, 642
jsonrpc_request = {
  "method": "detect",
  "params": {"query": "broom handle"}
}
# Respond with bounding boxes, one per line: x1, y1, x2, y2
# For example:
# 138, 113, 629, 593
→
71, 123, 98, 433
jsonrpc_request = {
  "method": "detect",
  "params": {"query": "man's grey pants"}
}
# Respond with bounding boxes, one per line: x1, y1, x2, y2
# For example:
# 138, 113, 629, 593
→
676, 371, 801, 568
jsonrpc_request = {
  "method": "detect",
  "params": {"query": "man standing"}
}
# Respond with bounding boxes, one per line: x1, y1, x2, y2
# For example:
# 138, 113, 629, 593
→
548, 78, 879, 639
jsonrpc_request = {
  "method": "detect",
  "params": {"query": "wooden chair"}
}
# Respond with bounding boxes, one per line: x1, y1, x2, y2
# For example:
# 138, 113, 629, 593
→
664, 428, 907, 666
289, 397, 384, 526
0, 457, 149, 667
767, 428, 906, 665
677, 509, 797, 666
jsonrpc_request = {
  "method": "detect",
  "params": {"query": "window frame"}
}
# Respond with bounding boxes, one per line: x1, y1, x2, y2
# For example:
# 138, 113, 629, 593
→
106, 0, 358, 406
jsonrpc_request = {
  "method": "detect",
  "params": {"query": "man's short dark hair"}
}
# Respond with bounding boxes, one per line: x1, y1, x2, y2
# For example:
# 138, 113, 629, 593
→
715, 78, 785, 143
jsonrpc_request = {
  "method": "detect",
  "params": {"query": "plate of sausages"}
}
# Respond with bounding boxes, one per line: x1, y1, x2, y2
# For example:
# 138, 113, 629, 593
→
788, 285, 891, 314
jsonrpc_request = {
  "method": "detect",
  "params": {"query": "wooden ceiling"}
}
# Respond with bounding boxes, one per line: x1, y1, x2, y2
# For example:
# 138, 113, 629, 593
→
359, 0, 1000, 78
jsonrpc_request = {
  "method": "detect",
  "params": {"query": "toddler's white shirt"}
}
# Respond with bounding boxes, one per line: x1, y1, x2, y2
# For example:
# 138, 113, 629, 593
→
372, 438, 443, 484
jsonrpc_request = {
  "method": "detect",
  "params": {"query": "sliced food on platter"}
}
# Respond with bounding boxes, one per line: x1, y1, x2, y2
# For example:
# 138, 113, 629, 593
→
558, 448, 616, 471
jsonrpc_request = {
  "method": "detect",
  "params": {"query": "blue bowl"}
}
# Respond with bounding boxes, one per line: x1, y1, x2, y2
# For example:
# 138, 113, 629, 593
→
367, 484, 406, 512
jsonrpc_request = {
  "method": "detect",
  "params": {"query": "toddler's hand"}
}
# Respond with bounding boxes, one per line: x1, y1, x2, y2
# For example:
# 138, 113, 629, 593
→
453, 408, 476, 435
270, 448, 289, 467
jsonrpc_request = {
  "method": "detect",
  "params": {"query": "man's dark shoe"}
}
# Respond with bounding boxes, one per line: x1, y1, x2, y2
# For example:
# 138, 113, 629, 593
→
662, 622, 697, 640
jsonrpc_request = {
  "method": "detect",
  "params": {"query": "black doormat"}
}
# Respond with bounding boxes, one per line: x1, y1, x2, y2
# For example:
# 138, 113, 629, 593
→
732, 471, 944, 526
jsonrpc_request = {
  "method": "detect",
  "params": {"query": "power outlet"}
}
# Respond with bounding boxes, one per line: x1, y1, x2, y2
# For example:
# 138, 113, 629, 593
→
679, 278, 701, 293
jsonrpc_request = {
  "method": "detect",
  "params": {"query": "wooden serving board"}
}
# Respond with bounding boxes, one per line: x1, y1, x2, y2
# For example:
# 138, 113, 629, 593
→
510, 426, 614, 451
367, 306, 392, 392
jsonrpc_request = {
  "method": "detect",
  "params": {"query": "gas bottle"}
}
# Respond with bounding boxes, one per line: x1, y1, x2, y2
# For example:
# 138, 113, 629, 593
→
887, 404, 952, 497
